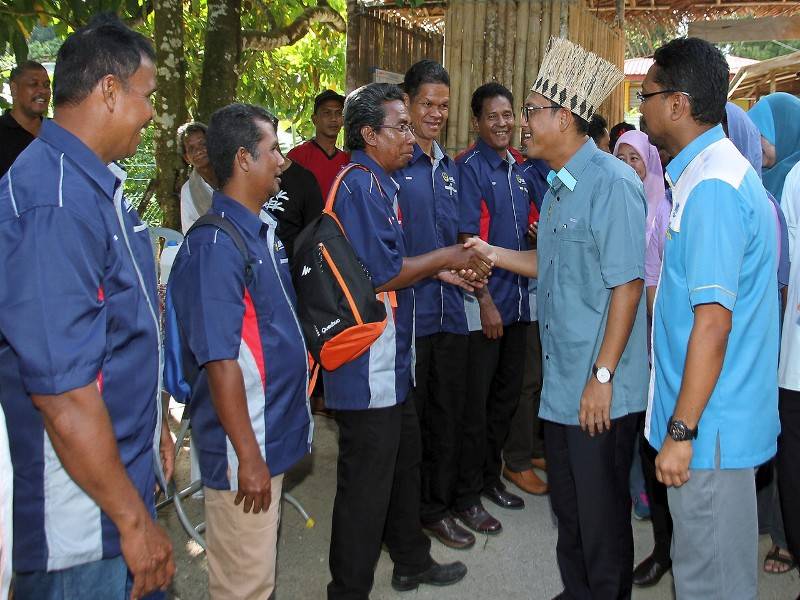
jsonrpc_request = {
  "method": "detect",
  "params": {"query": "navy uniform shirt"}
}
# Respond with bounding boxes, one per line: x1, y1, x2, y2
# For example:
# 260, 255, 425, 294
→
322, 150, 414, 410
397, 141, 467, 337
168, 193, 312, 487
458, 138, 532, 327
0, 120, 161, 572
537, 138, 649, 425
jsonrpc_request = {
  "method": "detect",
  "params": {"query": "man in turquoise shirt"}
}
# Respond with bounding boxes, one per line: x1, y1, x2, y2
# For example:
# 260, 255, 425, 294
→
641, 38, 779, 599
466, 39, 647, 599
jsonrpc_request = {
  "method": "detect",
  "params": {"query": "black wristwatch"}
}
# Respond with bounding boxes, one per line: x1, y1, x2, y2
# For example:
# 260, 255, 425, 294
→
667, 417, 698, 442
592, 364, 614, 384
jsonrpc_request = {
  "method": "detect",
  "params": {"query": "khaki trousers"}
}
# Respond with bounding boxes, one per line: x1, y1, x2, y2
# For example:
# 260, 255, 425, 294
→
205, 474, 284, 600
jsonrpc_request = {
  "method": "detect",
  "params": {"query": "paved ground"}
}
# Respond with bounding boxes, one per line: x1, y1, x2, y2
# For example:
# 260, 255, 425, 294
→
161, 409, 800, 600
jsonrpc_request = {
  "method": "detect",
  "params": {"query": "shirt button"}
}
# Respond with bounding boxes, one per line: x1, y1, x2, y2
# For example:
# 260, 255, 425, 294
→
545, 355, 549, 360
550, 260, 553, 265
545, 324, 549, 330
553, 228, 556, 233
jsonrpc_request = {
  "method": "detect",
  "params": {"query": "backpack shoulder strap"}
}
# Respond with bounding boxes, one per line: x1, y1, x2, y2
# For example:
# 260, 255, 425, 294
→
324, 163, 374, 213
186, 214, 255, 286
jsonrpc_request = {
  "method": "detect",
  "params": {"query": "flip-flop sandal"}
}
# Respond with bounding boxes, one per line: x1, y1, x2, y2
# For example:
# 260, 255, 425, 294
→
763, 546, 797, 574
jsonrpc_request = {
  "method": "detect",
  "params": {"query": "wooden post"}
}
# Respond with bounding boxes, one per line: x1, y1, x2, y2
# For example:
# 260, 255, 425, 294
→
503, 0, 517, 89
458, 0, 478, 152
485, 0, 499, 81
512, 0, 530, 145
495, 0, 508, 86
539, 0, 551, 62
474, 0, 488, 87
527, 0, 543, 87
446, 0, 464, 153
345, 0, 361, 92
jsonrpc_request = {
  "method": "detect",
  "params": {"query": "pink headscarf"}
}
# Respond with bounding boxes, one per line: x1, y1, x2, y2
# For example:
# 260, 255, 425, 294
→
613, 130, 665, 244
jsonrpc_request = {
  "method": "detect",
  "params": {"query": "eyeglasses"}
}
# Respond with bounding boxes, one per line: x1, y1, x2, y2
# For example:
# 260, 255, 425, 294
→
521, 103, 561, 123
637, 89, 692, 103
381, 123, 415, 136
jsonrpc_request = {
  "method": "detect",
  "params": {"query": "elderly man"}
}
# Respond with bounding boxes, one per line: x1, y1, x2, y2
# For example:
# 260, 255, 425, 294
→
0, 60, 50, 177
324, 82, 497, 599
467, 38, 648, 599
641, 37, 779, 599
0, 15, 174, 600
178, 121, 217, 233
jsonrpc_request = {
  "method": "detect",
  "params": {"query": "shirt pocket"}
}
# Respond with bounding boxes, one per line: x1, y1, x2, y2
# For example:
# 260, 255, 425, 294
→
557, 222, 592, 286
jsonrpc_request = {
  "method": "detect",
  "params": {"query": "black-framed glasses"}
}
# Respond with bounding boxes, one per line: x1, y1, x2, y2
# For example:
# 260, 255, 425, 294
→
637, 89, 692, 103
380, 123, 415, 136
521, 103, 560, 123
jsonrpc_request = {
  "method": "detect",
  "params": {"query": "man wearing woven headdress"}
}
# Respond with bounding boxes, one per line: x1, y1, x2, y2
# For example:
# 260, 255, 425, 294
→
466, 38, 648, 598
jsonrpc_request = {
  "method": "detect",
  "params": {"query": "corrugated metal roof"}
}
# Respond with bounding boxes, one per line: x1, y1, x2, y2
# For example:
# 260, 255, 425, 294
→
625, 55, 758, 77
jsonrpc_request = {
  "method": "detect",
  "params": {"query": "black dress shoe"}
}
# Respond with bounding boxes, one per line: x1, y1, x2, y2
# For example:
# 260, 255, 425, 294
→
422, 516, 476, 549
482, 484, 525, 510
452, 504, 502, 534
632, 554, 671, 587
391, 560, 468, 592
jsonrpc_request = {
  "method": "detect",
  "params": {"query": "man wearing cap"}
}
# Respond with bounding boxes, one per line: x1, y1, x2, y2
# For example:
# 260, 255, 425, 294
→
287, 89, 349, 198
467, 38, 648, 598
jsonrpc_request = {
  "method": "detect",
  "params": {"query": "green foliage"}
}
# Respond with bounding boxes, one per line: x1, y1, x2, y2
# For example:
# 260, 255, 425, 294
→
721, 40, 800, 61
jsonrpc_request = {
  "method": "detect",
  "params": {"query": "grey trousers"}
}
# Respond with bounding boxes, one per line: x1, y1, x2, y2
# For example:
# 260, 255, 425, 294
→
667, 443, 758, 600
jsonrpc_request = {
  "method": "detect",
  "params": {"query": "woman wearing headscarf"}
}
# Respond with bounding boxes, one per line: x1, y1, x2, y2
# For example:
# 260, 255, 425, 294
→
725, 100, 795, 575
747, 92, 800, 201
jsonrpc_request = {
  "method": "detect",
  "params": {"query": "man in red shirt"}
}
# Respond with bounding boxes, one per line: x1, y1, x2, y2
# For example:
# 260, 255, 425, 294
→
287, 89, 349, 197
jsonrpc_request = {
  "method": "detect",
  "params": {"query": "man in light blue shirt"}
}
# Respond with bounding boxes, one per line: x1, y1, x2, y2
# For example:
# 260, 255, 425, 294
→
642, 37, 779, 599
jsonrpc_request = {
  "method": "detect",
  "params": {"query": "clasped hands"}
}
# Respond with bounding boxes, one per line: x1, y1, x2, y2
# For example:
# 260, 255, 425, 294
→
436, 237, 497, 292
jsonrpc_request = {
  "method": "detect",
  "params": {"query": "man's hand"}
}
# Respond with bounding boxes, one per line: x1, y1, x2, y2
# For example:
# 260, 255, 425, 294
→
527, 222, 538, 246
159, 417, 175, 485
655, 437, 693, 487
436, 270, 484, 292
121, 515, 175, 600
445, 244, 493, 280
235, 453, 272, 514
579, 377, 612, 436
479, 296, 503, 339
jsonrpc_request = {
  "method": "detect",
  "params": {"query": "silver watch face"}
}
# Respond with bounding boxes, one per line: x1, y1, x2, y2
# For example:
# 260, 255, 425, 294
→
596, 367, 611, 384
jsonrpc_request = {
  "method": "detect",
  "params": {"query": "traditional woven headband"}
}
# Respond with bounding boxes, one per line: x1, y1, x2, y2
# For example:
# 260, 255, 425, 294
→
531, 37, 624, 122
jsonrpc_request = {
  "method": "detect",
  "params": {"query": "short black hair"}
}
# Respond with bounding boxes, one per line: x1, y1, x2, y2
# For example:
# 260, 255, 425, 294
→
53, 12, 155, 107
652, 37, 728, 126
206, 103, 276, 188
587, 113, 608, 142
10, 60, 46, 83
403, 60, 450, 100
343, 83, 406, 152
610, 121, 636, 149
177, 121, 207, 159
314, 89, 345, 113
471, 82, 513, 118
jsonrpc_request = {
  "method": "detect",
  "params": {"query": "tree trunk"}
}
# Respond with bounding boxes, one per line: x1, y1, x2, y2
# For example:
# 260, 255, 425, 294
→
345, 0, 360, 93
197, 0, 242, 123
153, 0, 187, 232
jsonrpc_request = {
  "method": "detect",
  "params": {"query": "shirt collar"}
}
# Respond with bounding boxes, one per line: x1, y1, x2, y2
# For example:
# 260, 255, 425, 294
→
546, 137, 598, 192
38, 120, 118, 200
212, 190, 266, 238
409, 141, 448, 167
475, 137, 514, 171
351, 149, 400, 198
665, 125, 725, 187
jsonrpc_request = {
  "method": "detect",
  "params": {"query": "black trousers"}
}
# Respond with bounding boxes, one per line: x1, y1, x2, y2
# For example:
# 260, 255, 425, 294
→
454, 322, 528, 510
504, 321, 545, 471
413, 332, 469, 524
639, 432, 673, 565
544, 412, 639, 600
777, 388, 800, 563
328, 399, 432, 600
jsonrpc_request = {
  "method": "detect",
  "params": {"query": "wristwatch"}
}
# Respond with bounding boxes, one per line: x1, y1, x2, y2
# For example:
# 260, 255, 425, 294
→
667, 417, 698, 442
592, 364, 614, 384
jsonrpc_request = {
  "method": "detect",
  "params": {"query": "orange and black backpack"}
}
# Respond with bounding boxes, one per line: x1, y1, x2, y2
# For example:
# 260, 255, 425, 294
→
291, 164, 393, 371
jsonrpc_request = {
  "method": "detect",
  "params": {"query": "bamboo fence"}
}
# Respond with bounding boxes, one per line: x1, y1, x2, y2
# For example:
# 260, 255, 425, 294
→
443, 0, 625, 156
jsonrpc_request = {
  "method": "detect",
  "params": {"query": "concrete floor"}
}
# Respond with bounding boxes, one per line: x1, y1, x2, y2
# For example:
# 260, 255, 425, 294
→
161, 410, 800, 600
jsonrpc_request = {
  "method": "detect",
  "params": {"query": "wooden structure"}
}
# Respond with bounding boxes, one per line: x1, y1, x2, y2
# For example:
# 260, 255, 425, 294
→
729, 50, 800, 102
346, 0, 626, 157
689, 15, 800, 42
587, 0, 800, 23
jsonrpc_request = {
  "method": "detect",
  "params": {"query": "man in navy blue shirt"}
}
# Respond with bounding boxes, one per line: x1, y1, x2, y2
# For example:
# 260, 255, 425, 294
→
325, 83, 492, 599
455, 83, 533, 529
0, 15, 174, 599
395, 60, 475, 550
168, 103, 311, 599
